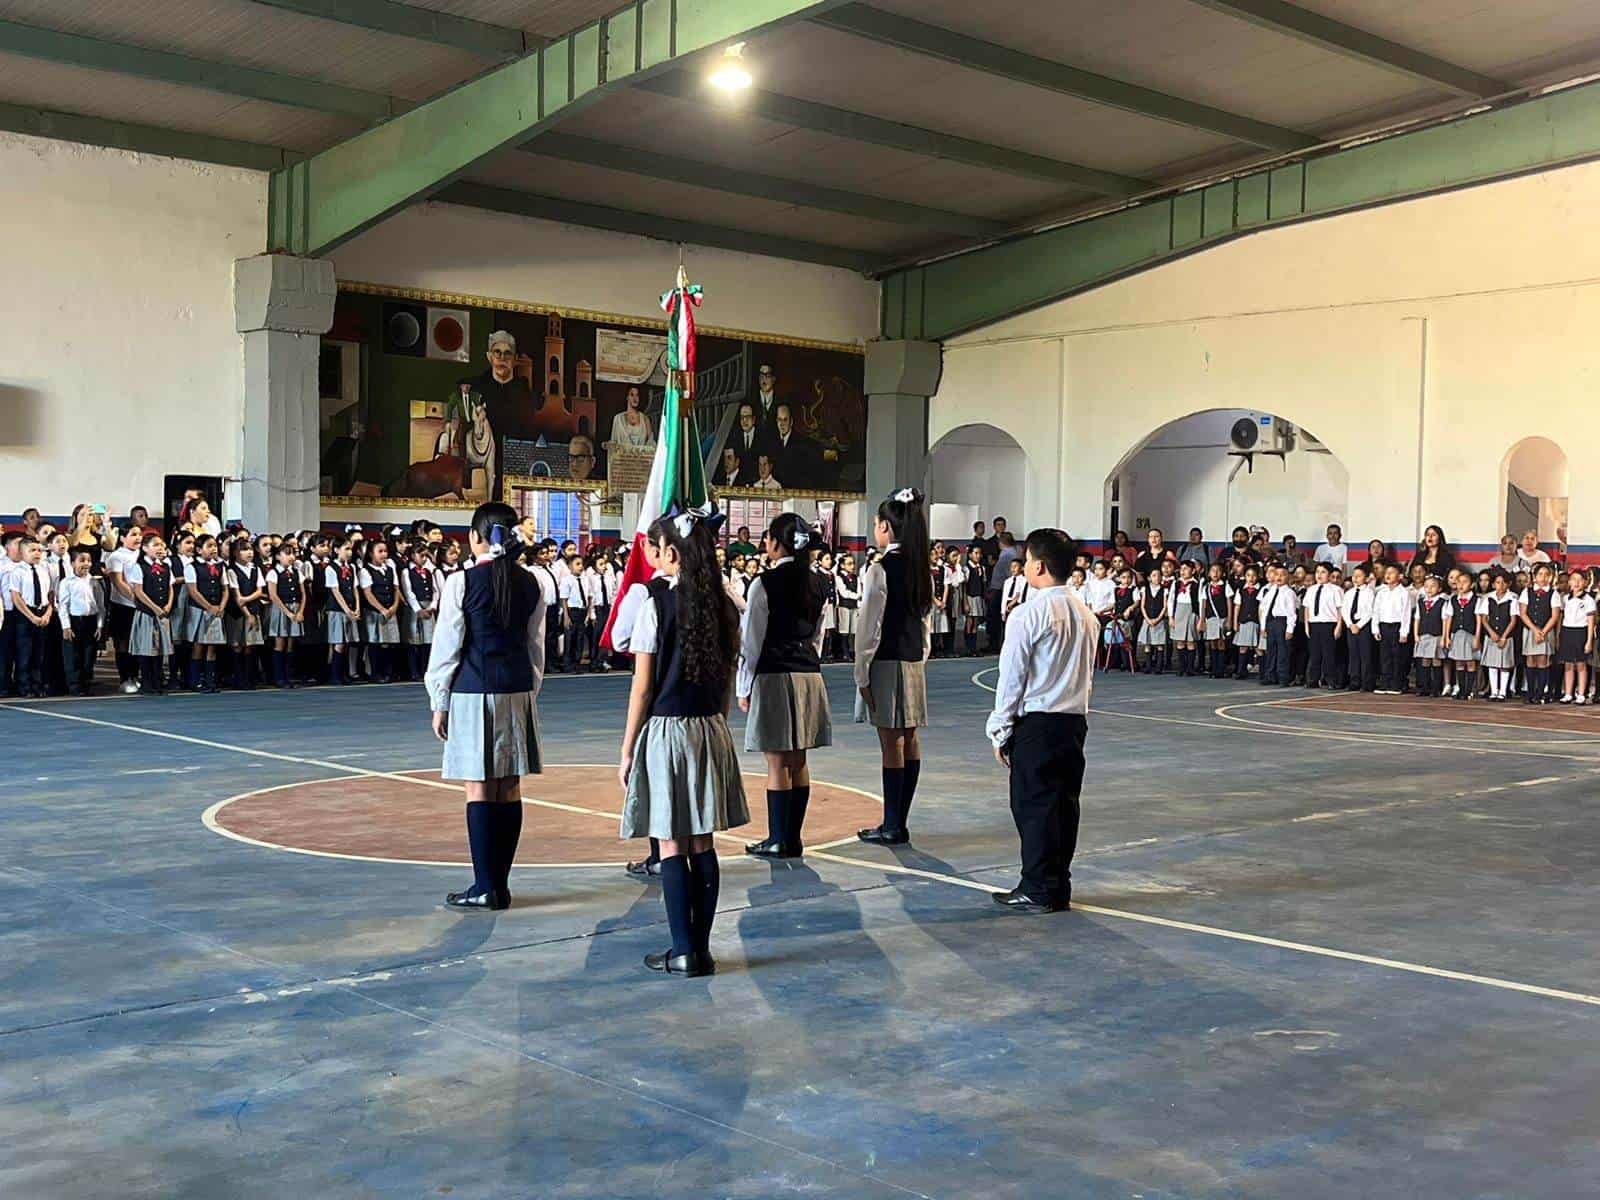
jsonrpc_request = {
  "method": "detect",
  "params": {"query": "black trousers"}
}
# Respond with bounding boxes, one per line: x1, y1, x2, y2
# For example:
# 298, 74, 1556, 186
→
588, 603, 611, 666
564, 609, 589, 671
1306, 623, 1338, 686
1378, 623, 1403, 691
1347, 627, 1376, 691
544, 607, 563, 669
1261, 617, 1290, 684
0, 615, 16, 695
1007, 712, 1087, 906
42, 620, 67, 693
13, 620, 45, 694
66, 616, 99, 691
986, 589, 1003, 652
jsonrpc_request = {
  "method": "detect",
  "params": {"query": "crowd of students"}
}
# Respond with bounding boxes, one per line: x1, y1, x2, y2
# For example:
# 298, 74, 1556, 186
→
1055, 522, 1598, 705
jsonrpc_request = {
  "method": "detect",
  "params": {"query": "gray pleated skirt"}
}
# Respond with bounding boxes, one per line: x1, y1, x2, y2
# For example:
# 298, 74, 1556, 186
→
837, 605, 858, 636
403, 610, 436, 644
1480, 637, 1515, 669
964, 595, 986, 619
1138, 619, 1168, 647
441, 690, 543, 781
1448, 630, 1477, 662
192, 610, 227, 646
745, 671, 833, 752
1414, 634, 1442, 659
325, 610, 358, 645
854, 658, 928, 729
266, 607, 302, 639
129, 612, 173, 658
1233, 621, 1260, 648
227, 612, 265, 647
620, 714, 749, 840
1170, 608, 1198, 642
171, 592, 194, 643
364, 609, 400, 645
1523, 629, 1554, 656
1204, 616, 1227, 641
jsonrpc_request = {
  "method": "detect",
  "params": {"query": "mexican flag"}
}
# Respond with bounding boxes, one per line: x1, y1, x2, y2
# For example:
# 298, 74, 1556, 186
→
599, 274, 708, 652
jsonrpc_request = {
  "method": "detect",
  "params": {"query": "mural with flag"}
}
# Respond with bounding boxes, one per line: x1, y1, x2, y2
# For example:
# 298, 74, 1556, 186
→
601, 268, 710, 653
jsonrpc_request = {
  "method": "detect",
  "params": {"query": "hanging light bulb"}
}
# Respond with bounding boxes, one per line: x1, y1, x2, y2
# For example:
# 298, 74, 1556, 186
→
709, 42, 752, 91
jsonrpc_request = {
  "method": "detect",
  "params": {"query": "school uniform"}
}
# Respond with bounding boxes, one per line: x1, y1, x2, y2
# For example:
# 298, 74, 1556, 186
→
985, 584, 1098, 911
227, 563, 266, 649
1200, 581, 1231, 643
854, 546, 931, 730
1301, 580, 1342, 688
1447, 594, 1479, 664
1136, 583, 1168, 653
816, 565, 838, 638
324, 562, 361, 645
1232, 584, 1262, 650
1372, 582, 1413, 693
424, 555, 545, 782
402, 563, 440, 646
185, 559, 230, 646
57, 572, 101, 694
835, 570, 860, 638
618, 576, 748, 840
585, 568, 618, 668
1168, 578, 1200, 643
1259, 582, 1298, 686
9, 560, 54, 696
103, 546, 142, 688
128, 557, 175, 660
1557, 592, 1596, 665
1477, 594, 1520, 689
360, 560, 402, 645
1342, 583, 1376, 691
739, 557, 831, 752
300, 556, 328, 647
1001, 573, 1030, 624
1520, 587, 1559, 656
39, 553, 67, 695
561, 569, 591, 672
171, 554, 197, 646
265, 566, 304, 639
963, 564, 987, 620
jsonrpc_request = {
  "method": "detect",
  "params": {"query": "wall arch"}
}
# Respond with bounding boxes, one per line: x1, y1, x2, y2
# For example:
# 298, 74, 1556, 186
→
1500, 436, 1569, 544
928, 423, 1026, 543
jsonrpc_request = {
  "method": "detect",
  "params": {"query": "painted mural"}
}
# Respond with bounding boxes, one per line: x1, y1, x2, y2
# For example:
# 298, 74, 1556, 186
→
319, 283, 866, 504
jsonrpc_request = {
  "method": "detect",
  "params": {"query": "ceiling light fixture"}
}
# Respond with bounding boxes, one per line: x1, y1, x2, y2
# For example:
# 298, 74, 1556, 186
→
709, 42, 752, 91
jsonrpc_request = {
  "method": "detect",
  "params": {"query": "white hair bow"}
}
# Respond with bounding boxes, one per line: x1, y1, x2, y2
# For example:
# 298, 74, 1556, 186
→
790, 521, 813, 551
893, 487, 920, 504
669, 500, 726, 540
485, 525, 508, 558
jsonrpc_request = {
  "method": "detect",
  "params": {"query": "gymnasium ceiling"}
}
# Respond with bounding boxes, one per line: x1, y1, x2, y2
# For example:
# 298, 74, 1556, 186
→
5, 0, 1600, 273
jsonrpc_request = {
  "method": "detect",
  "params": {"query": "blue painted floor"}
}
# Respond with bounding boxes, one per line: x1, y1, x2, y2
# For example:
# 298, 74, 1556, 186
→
3, 662, 1598, 1198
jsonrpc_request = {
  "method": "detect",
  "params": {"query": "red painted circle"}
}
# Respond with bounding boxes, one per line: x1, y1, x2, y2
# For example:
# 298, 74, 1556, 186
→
209, 765, 883, 866
432, 315, 464, 354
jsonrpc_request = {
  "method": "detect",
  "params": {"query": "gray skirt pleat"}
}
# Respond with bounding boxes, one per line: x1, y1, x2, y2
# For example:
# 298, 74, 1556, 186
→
364, 609, 401, 645
1203, 616, 1227, 641
1523, 629, 1554, 656
266, 607, 303, 639
227, 612, 265, 647
171, 591, 194, 643
129, 612, 174, 658
745, 671, 833, 752
325, 610, 358, 645
1479, 637, 1515, 669
854, 658, 928, 729
1447, 630, 1477, 662
964, 596, 986, 619
836, 605, 858, 636
441, 691, 543, 781
1233, 621, 1260, 648
1170, 605, 1198, 642
620, 714, 749, 840
192, 610, 227, 646
1414, 633, 1442, 659
403, 610, 436, 645
1137, 619, 1168, 647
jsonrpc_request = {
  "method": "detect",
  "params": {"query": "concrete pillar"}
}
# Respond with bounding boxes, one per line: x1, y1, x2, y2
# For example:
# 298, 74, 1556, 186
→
234, 254, 336, 532
863, 340, 942, 529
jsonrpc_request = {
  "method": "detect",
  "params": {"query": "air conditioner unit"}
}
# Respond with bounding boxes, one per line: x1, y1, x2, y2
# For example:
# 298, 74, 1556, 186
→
1229, 416, 1261, 451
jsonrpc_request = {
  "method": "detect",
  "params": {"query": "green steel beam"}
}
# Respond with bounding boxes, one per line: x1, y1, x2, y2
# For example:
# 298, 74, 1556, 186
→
527, 131, 1008, 236
246, 0, 531, 59
1185, 0, 1510, 99
811, 4, 1317, 152
0, 18, 394, 121
438, 181, 876, 271
0, 100, 300, 170
879, 81, 1600, 341
270, 0, 860, 256
635, 72, 1152, 197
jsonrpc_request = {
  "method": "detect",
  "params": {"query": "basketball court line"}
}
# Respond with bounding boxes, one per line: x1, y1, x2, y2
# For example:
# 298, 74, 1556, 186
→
10, 701, 1600, 1012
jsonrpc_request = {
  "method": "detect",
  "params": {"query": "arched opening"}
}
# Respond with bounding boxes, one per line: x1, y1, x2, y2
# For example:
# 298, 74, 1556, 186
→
1105, 409, 1349, 550
928, 423, 1025, 543
1500, 437, 1567, 545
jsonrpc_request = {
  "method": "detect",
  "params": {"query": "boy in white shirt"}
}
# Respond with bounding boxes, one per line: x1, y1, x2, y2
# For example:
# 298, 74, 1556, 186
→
1302, 561, 1344, 689
1341, 564, 1376, 692
58, 548, 103, 695
1372, 563, 1413, 694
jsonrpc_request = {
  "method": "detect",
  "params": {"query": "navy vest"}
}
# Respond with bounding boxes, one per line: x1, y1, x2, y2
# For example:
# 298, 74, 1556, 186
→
231, 564, 262, 614
874, 552, 926, 664
407, 566, 435, 608
451, 561, 543, 695
142, 559, 172, 608
755, 560, 822, 676
273, 566, 301, 609
1204, 582, 1229, 619
368, 562, 397, 607
1485, 596, 1514, 635
1451, 594, 1475, 629
1525, 588, 1554, 627
194, 560, 226, 606
648, 578, 725, 718
1418, 595, 1445, 636
329, 563, 358, 611
1236, 585, 1260, 624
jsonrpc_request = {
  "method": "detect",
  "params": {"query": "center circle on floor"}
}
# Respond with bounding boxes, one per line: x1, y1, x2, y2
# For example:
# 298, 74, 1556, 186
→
203, 765, 884, 867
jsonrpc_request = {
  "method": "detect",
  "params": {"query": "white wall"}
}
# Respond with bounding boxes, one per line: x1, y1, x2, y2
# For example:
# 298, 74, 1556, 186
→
928, 424, 1025, 536
1117, 409, 1349, 544
328, 201, 880, 347
0, 132, 267, 518
932, 156, 1600, 555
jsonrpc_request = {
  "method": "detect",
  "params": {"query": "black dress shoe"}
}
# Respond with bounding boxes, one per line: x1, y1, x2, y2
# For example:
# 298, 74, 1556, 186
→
745, 838, 801, 859
445, 887, 509, 911
624, 858, 662, 879
644, 949, 710, 977
992, 888, 1066, 913
857, 826, 909, 846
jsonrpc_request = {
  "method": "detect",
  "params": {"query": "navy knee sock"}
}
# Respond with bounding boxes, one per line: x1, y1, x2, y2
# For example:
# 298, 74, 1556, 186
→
764, 789, 789, 845
493, 802, 523, 894
646, 836, 661, 866
880, 767, 905, 834
902, 758, 921, 833
786, 785, 810, 852
464, 801, 495, 897
658, 856, 694, 958
688, 849, 720, 956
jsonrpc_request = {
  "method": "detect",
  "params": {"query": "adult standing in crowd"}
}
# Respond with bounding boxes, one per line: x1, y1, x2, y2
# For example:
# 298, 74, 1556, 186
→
986, 532, 1020, 652
1314, 524, 1349, 570
1516, 530, 1552, 571
1216, 526, 1253, 568
1178, 528, 1209, 566
968, 520, 987, 556
1409, 524, 1456, 579
1487, 535, 1521, 575
1134, 528, 1166, 577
